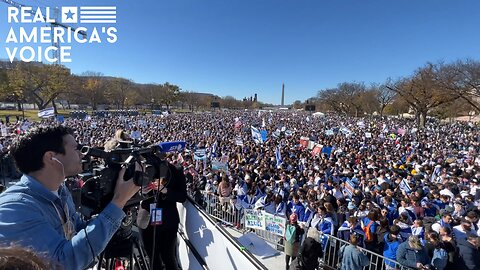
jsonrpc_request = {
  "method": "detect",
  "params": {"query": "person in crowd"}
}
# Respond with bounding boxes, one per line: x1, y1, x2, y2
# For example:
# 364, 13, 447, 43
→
432, 212, 453, 233
396, 235, 430, 270
439, 227, 458, 270
288, 237, 322, 270
457, 234, 480, 270
337, 216, 365, 247
453, 217, 477, 243
383, 225, 401, 270
285, 213, 305, 270
339, 234, 370, 270
425, 231, 448, 270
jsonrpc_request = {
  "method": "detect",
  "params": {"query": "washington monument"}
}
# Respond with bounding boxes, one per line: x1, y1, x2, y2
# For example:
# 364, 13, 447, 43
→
281, 83, 285, 106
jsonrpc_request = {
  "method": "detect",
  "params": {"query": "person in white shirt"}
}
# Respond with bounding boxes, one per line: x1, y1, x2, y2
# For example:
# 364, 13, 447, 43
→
453, 217, 478, 243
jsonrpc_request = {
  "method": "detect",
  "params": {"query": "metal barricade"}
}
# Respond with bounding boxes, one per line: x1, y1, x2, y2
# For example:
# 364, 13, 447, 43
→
196, 191, 415, 269
198, 191, 285, 250
252, 228, 284, 251
322, 235, 414, 270
202, 192, 242, 229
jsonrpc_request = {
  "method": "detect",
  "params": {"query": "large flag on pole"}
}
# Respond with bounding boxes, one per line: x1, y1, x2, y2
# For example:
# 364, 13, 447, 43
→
38, 107, 55, 118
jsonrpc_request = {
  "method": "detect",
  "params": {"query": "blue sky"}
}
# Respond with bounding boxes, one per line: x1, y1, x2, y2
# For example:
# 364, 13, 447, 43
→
1, 0, 480, 105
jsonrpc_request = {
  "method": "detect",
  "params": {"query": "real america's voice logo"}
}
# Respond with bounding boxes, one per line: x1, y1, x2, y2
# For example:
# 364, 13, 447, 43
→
4, 5, 118, 63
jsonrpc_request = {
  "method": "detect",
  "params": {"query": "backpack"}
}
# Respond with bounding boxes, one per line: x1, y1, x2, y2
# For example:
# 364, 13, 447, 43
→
285, 224, 297, 244
362, 220, 374, 242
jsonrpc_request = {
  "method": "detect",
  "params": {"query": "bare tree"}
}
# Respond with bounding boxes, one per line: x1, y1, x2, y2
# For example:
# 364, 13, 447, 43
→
387, 63, 458, 127
372, 82, 396, 117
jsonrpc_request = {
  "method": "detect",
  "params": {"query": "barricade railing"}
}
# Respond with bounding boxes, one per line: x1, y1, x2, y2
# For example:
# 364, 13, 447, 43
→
322, 235, 415, 270
198, 191, 285, 250
195, 191, 413, 270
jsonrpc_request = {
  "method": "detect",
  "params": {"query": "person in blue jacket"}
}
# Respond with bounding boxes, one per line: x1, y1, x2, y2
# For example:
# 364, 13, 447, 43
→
0, 126, 140, 270
383, 225, 402, 270
287, 193, 305, 221
396, 235, 430, 269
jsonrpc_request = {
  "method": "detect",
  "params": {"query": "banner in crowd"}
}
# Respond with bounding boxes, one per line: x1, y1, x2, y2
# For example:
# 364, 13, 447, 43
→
264, 212, 286, 236
244, 209, 264, 230
299, 136, 309, 148
244, 209, 286, 236
212, 160, 228, 172
194, 148, 207, 160
311, 144, 322, 156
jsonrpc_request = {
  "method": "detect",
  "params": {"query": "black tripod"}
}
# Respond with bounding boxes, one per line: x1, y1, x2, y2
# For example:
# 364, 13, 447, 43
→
99, 227, 150, 270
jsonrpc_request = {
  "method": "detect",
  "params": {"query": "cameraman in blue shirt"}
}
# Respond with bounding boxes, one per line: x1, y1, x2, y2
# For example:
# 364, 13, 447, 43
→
0, 126, 140, 270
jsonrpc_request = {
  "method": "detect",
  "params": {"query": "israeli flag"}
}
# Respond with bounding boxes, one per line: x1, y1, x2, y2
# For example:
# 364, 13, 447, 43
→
251, 126, 262, 144
38, 107, 55, 118
276, 146, 283, 167
399, 178, 412, 193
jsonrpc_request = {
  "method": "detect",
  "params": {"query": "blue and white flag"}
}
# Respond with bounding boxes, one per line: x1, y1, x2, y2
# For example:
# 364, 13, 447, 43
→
38, 107, 55, 118
211, 141, 217, 158
344, 179, 355, 198
399, 178, 412, 193
275, 146, 283, 167
251, 126, 262, 144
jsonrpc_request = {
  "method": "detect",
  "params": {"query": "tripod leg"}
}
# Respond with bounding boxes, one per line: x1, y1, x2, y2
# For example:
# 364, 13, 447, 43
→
133, 239, 150, 270
98, 252, 105, 270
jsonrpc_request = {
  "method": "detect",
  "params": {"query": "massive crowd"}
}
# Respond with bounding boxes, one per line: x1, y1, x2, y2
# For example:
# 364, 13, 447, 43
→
0, 110, 479, 270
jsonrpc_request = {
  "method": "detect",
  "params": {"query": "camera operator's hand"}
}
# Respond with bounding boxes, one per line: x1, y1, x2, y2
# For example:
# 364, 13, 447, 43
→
112, 167, 141, 209
158, 178, 168, 194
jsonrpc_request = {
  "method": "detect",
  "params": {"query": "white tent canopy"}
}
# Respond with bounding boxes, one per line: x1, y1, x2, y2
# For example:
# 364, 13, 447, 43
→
312, 112, 325, 117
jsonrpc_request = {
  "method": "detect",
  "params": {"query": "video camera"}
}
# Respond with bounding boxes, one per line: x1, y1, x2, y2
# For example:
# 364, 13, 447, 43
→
78, 141, 185, 217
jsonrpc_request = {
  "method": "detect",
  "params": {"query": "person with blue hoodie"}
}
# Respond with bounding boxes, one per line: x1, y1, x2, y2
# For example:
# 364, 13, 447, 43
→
383, 225, 402, 270
287, 194, 305, 221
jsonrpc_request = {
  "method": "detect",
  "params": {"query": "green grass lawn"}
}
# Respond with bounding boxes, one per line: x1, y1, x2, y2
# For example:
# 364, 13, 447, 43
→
0, 109, 74, 122
0, 108, 192, 122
